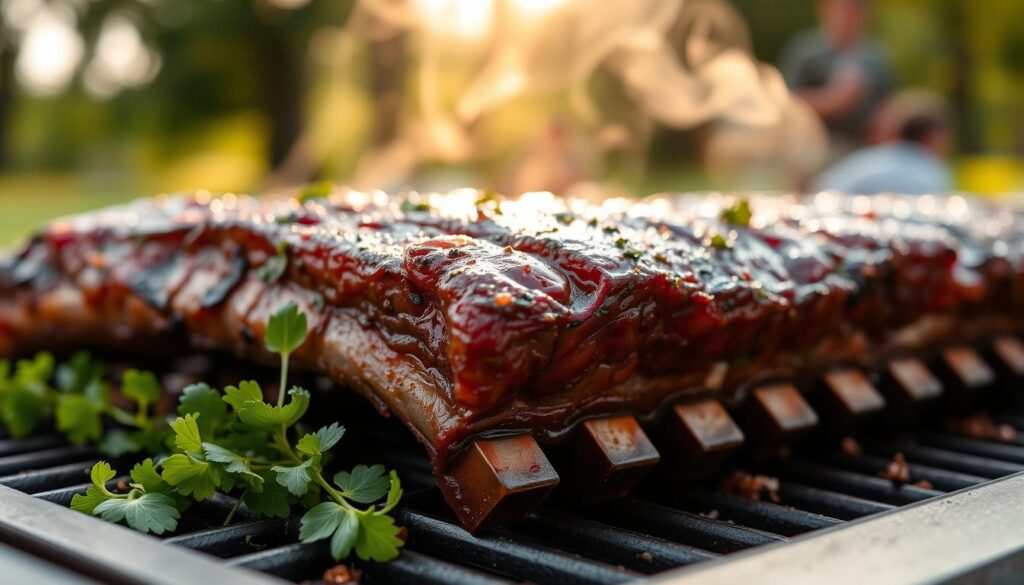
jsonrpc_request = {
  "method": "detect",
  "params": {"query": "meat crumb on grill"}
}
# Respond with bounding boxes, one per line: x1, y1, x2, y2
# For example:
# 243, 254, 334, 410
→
637, 551, 655, 563
841, 436, 862, 457
879, 452, 911, 485
322, 565, 361, 584
720, 470, 781, 503
950, 413, 1018, 442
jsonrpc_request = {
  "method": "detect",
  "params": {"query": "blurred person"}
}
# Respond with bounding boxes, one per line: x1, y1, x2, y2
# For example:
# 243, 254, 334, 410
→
779, 0, 892, 154
811, 91, 953, 194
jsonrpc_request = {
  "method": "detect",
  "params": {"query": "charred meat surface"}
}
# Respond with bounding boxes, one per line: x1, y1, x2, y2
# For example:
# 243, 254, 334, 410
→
0, 190, 1022, 469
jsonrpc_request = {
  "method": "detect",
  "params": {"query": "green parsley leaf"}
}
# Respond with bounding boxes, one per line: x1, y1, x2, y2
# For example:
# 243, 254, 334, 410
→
55, 352, 103, 394
272, 458, 314, 496
297, 422, 345, 457
334, 464, 389, 504
298, 180, 334, 202
93, 493, 180, 535
237, 388, 310, 430
710, 234, 732, 250
15, 352, 55, 383
178, 383, 227, 437
130, 459, 169, 494
223, 381, 263, 412
381, 470, 403, 514
91, 461, 116, 488
55, 393, 104, 445
243, 471, 291, 518
264, 302, 308, 357
1, 377, 50, 438
70, 486, 108, 515
720, 199, 752, 227
121, 369, 161, 406
259, 242, 289, 284
161, 453, 220, 500
169, 414, 204, 454
299, 501, 345, 541
202, 443, 263, 488
355, 512, 403, 562
299, 502, 360, 561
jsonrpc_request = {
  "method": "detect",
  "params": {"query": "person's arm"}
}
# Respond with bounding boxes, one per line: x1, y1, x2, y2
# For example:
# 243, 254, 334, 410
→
796, 63, 866, 120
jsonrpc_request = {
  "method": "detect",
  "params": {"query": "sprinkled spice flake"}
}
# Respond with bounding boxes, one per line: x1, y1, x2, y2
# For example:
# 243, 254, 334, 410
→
494, 291, 514, 308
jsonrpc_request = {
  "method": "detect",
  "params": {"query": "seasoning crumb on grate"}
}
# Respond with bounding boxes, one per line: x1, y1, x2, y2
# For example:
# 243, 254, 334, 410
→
720, 470, 781, 503
879, 453, 911, 485
950, 413, 1018, 442
637, 551, 655, 563
322, 564, 362, 584
841, 436, 862, 457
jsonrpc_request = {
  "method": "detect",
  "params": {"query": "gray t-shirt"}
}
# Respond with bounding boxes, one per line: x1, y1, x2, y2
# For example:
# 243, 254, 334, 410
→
811, 142, 952, 194
779, 30, 892, 142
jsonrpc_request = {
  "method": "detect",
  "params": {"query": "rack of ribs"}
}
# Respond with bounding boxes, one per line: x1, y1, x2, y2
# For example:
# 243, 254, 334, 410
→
2, 189, 1022, 530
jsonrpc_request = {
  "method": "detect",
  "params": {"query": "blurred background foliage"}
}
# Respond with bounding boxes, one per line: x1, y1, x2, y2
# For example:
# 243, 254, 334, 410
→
0, 0, 1022, 244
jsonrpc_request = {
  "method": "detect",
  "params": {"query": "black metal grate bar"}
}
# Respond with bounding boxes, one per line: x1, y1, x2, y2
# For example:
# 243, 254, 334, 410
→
0, 434, 66, 457
920, 433, 1024, 464
585, 498, 784, 554
507, 510, 720, 573
165, 519, 295, 558
672, 489, 840, 536
775, 483, 894, 520
0, 445, 96, 476
394, 508, 638, 585
0, 460, 96, 492
773, 460, 943, 505
871, 442, 1024, 478
825, 453, 987, 492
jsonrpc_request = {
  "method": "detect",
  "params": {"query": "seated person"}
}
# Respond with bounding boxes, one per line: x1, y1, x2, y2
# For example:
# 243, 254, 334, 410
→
811, 91, 952, 194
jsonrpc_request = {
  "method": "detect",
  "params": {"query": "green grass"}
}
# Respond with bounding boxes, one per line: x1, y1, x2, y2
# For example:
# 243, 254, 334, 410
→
0, 174, 147, 247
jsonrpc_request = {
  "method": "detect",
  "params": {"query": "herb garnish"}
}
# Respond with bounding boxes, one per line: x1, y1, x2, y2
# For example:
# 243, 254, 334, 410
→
298, 181, 334, 203
258, 241, 289, 284
720, 200, 752, 227
1, 305, 405, 562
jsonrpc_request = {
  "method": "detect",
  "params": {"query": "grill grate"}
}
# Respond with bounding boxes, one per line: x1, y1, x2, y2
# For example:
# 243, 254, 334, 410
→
2, 374, 1024, 583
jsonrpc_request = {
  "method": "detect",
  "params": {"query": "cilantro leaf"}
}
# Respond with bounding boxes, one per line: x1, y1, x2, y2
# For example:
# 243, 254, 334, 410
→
1, 379, 50, 438
297, 422, 345, 457
272, 458, 314, 496
93, 493, 180, 535
130, 459, 167, 494
720, 199, 752, 227
161, 453, 220, 500
55, 352, 103, 394
299, 501, 345, 541
355, 512, 403, 562
122, 369, 161, 406
223, 381, 263, 413
178, 383, 227, 437
332, 512, 360, 560
91, 461, 116, 488
202, 443, 263, 488
55, 393, 103, 445
236, 388, 309, 430
259, 242, 289, 284
381, 470, 403, 514
98, 428, 169, 457
264, 302, 308, 356
243, 471, 291, 518
299, 502, 360, 561
298, 180, 334, 202
169, 414, 204, 454
334, 464, 389, 504
70, 486, 108, 515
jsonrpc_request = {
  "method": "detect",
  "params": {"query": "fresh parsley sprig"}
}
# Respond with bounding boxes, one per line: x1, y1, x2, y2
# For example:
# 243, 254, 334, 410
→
62, 302, 405, 562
